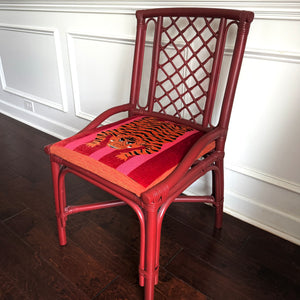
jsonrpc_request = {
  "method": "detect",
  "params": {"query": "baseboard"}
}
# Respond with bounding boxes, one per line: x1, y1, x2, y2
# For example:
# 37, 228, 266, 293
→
185, 182, 300, 245
224, 190, 300, 245
0, 99, 77, 139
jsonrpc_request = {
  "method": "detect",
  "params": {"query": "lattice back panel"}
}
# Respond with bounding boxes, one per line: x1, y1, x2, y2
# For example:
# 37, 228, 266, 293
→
141, 16, 225, 127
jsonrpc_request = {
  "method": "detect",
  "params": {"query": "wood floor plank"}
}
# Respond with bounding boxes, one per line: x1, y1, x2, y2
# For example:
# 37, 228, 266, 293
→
155, 269, 208, 300
167, 202, 252, 251
241, 232, 300, 285
67, 217, 140, 284
0, 222, 90, 300
163, 213, 300, 299
0, 190, 27, 221
94, 277, 144, 300
166, 249, 249, 300
78, 198, 183, 267
0, 270, 30, 300
1, 176, 54, 220
4, 208, 118, 299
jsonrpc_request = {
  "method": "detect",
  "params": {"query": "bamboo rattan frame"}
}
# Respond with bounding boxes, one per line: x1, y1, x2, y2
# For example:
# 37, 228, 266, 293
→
45, 7, 254, 299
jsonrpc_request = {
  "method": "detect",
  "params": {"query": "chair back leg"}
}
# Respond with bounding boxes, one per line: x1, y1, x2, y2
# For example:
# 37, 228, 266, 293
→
213, 159, 224, 229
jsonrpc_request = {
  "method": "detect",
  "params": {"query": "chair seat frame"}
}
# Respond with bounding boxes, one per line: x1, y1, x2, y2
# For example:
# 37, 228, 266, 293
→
45, 7, 254, 300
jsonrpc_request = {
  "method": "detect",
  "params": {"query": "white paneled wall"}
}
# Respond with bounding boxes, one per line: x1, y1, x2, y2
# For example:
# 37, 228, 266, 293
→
0, 1, 299, 244
0, 25, 67, 111
68, 33, 135, 120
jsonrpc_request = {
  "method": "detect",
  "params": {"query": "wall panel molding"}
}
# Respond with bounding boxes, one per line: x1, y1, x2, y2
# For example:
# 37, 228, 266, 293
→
227, 48, 300, 64
0, 24, 68, 111
0, 1, 299, 21
67, 32, 300, 124
67, 31, 188, 121
224, 190, 300, 245
225, 163, 300, 194
67, 32, 136, 120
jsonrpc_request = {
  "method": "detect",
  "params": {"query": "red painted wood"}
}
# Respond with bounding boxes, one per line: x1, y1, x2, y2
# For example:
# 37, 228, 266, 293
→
45, 7, 254, 299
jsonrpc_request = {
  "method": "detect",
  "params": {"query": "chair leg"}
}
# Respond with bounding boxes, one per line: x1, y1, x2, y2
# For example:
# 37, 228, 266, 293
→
213, 159, 224, 229
50, 161, 67, 246
144, 209, 158, 300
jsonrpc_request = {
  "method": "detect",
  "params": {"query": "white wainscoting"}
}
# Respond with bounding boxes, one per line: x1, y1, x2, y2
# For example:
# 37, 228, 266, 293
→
0, 24, 68, 111
0, 0, 299, 245
67, 32, 135, 121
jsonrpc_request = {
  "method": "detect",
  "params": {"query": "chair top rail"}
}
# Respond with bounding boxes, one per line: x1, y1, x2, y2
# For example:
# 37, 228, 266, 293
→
136, 7, 254, 23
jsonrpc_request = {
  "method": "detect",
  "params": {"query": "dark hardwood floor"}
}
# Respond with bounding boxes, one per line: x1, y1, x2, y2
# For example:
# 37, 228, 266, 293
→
0, 112, 299, 299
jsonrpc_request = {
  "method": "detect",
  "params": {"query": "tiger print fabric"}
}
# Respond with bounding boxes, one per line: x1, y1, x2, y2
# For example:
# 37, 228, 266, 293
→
87, 117, 194, 160
49, 116, 215, 196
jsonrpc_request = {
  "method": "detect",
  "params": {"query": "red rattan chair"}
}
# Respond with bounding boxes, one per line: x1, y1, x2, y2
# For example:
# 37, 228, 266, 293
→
45, 8, 253, 299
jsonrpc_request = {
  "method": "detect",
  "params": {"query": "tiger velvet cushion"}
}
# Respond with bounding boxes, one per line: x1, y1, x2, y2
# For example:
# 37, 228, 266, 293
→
49, 116, 215, 196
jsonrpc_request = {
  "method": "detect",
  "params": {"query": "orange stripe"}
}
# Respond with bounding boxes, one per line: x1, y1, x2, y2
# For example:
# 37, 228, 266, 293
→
50, 140, 215, 197
50, 145, 146, 196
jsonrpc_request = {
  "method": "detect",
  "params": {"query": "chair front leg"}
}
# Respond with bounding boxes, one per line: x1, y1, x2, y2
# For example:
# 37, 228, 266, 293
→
50, 161, 67, 246
143, 208, 159, 300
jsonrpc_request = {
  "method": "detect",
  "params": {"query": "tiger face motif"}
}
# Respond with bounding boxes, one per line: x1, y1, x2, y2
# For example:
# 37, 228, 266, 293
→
87, 116, 193, 161
107, 135, 144, 149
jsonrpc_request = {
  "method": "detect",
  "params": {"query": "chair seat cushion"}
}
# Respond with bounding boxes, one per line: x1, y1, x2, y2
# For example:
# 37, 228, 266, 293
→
49, 116, 215, 196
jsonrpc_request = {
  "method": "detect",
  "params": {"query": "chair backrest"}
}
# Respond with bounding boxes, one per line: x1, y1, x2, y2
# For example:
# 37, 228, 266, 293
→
129, 8, 254, 130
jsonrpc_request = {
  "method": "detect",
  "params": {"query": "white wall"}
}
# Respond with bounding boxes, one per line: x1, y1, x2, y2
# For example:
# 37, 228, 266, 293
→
0, 0, 299, 244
